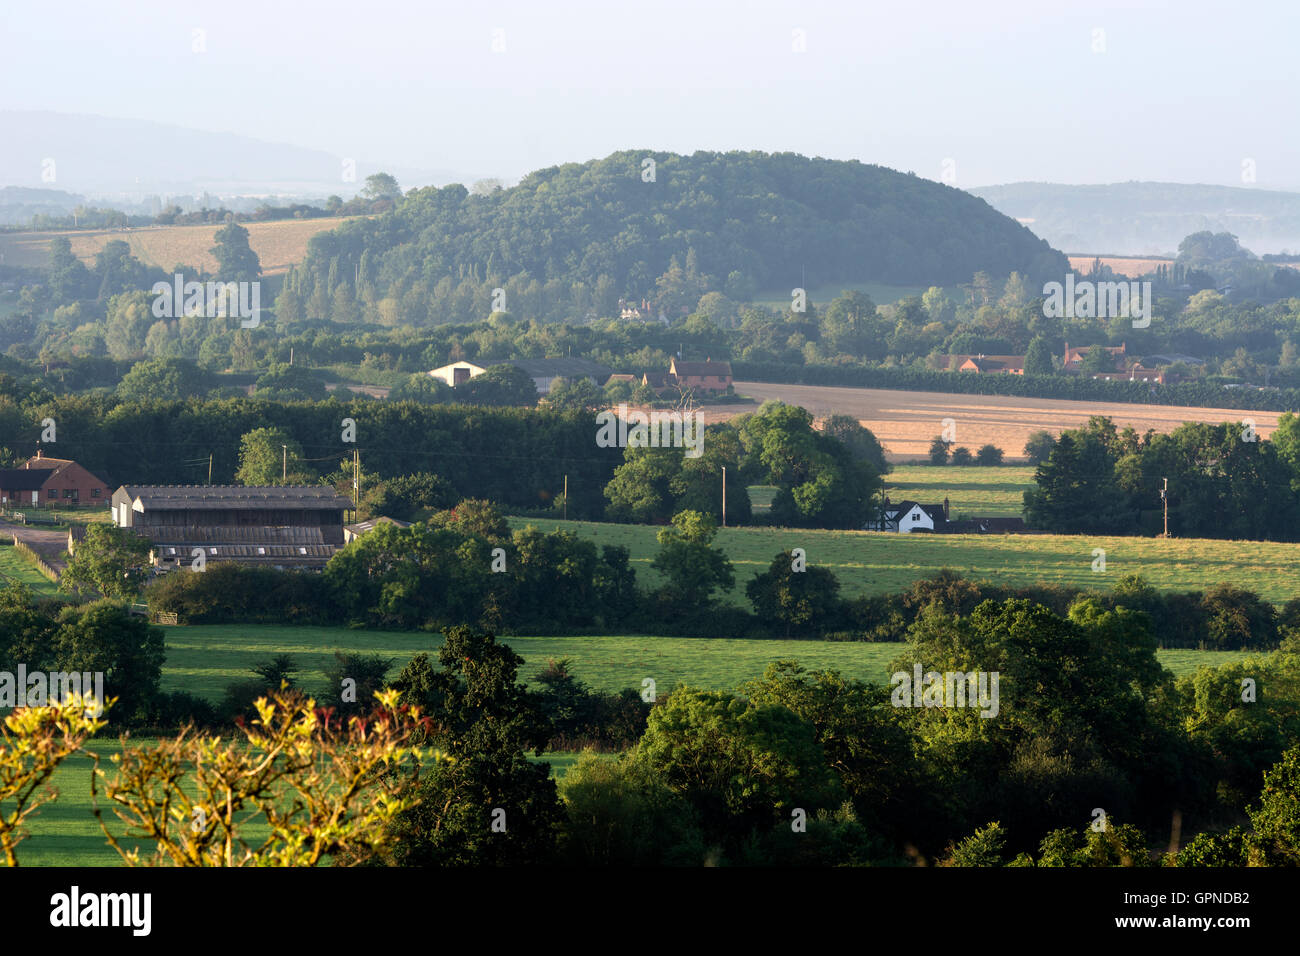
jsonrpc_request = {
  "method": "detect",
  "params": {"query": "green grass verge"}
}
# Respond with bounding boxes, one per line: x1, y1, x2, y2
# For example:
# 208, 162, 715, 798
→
0, 543, 61, 596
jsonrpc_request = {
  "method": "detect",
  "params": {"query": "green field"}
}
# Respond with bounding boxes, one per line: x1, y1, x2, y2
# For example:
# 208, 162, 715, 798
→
158, 625, 1255, 704
507, 515, 1300, 606
15, 623, 1260, 865
884, 465, 1035, 518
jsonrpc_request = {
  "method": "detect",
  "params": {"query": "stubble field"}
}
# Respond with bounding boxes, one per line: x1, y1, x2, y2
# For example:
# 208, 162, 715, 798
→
731, 381, 1280, 461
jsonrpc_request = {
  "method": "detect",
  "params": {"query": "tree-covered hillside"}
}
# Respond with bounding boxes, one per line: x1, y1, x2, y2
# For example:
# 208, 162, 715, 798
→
290, 151, 1067, 326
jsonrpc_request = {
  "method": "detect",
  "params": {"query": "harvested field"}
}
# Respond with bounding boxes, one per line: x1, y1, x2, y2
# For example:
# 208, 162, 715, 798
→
730, 382, 1279, 461
1066, 255, 1173, 278
0, 216, 361, 276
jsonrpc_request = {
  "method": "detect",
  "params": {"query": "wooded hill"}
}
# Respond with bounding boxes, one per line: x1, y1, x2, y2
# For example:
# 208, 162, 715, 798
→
294, 150, 1068, 323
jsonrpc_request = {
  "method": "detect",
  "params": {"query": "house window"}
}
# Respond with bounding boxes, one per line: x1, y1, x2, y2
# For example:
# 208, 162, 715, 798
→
91, 488, 101, 498
47, 489, 56, 499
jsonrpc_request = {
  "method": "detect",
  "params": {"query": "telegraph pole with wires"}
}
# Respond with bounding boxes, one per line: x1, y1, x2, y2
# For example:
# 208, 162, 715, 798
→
208, 454, 213, 485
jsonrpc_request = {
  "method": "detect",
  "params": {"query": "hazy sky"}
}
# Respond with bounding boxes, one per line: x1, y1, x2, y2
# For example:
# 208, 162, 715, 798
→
4, 0, 1297, 188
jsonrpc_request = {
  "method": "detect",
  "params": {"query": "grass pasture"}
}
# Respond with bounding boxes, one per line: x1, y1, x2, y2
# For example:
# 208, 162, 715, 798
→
884, 465, 1034, 518
508, 515, 1300, 606
158, 626, 1254, 705
13, 623, 1262, 866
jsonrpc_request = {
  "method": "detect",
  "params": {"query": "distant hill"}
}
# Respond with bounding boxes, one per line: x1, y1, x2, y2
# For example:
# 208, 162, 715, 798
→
294, 150, 1067, 321
0, 185, 86, 225
970, 181, 1300, 256
0, 110, 473, 197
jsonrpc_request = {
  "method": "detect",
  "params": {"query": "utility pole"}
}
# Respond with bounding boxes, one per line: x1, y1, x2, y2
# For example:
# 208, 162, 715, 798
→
282, 445, 287, 482
1161, 477, 1168, 538
721, 465, 727, 527
208, 454, 213, 485
563, 474, 568, 520
353, 449, 360, 512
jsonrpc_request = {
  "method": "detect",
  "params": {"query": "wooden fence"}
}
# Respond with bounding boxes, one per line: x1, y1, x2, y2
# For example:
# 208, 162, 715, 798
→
10, 536, 60, 582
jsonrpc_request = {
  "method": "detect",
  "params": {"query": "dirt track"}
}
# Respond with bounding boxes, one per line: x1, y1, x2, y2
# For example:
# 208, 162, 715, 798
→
728, 382, 1280, 461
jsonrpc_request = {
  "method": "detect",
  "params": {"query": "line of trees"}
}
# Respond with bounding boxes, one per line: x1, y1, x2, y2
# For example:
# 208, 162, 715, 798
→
1024, 414, 1300, 540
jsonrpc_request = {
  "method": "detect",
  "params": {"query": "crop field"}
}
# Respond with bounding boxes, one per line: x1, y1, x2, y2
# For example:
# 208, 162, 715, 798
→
0, 216, 360, 276
883, 465, 1034, 518
730, 381, 1280, 461
509, 515, 1300, 606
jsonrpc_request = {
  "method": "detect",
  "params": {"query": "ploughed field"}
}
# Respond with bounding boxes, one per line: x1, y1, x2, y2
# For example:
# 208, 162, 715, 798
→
729, 381, 1281, 461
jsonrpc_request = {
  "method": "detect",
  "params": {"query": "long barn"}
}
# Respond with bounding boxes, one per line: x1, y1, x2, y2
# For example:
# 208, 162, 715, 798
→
110, 485, 354, 569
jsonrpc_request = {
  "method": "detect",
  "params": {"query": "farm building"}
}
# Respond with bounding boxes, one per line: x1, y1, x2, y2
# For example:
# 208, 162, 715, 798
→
0, 452, 111, 508
428, 360, 487, 387
110, 485, 354, 569
428, 357, 615, 395
343, 515, 411, 543
867, 498, 950, 533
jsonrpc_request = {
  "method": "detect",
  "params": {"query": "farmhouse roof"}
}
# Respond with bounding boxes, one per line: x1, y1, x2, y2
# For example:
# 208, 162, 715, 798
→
117, 485, 354, 511
671, 358, 732, 377
883, 500, 947, 523
0, 468, 49, 490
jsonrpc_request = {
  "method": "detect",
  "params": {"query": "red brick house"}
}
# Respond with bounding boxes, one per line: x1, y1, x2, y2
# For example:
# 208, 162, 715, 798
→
0, 452, 111, 508
953, 354, 1026, 374
667, 357, 733, 394
1063, 342, 1126, 372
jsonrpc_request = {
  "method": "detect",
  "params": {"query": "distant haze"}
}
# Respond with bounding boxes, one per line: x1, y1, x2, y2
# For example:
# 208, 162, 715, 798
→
971, 182, 1300, 256
1, 0, 1297, 194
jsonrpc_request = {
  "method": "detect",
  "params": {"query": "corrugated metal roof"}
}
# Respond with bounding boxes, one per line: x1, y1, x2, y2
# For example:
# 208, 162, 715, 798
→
138, 526, 327, 545
119, 485, 353, 510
